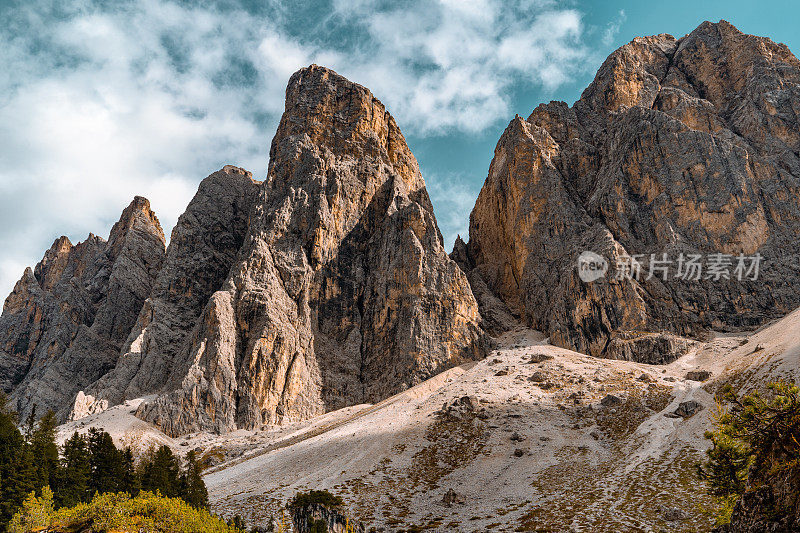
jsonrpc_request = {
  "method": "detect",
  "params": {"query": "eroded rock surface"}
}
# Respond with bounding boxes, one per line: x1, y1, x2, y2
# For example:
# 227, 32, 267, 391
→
137, 65, 489, 435
71, 167, 261, 419
466, 20, 800, 359
0, 197, 165, 420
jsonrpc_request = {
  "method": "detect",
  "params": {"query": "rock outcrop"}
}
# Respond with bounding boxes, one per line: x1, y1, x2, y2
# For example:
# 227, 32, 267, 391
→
292, 503, 365, 533
132, 66, 489, 435
0, 197, 165, 420
70, 166, 261, 419
465, 20, 800, 359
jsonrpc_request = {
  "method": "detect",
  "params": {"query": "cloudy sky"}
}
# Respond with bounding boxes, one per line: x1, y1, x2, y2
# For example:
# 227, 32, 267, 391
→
1, 0, 797, 298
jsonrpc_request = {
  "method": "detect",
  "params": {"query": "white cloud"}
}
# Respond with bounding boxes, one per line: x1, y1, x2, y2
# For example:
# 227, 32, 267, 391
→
0, 1, 299, 297
330, 1, 594, 134
0, 0, 604, 298
603, 9, 627, 46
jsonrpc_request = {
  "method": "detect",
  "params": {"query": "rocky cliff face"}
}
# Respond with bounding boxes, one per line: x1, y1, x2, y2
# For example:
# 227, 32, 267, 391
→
0, 197, 165, 420
2, 66, 487, 435
136, 65, 489, 436
71, 166, 261, 419
466, 20, 800, 359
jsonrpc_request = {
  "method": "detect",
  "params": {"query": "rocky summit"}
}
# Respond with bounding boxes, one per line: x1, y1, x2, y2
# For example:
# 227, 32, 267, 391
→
8, 65, 491, 436
0, 197, 165, 421
135, 65, 489, 436
464, 20, 800, 361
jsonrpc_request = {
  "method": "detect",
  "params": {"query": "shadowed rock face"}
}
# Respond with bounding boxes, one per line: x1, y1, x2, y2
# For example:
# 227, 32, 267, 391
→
135, 65, 490, 436
0, 197, 165, 420
466, 20, 800, 360
70, 166, 261, 420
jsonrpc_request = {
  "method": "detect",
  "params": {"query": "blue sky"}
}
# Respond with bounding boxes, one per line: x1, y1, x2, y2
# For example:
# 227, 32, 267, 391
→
0, 0, 797, 298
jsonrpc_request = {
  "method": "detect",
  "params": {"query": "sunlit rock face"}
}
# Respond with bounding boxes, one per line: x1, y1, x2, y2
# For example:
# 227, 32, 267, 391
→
134, 65, 490, 436
466, 20, 800, 359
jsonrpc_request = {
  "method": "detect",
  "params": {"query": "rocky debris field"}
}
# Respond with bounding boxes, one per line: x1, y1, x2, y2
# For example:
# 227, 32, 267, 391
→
194, 309, 800, 532
60, 303, 800, 532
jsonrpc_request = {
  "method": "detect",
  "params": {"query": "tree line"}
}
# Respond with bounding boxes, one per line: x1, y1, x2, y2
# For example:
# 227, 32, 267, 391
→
0, 392, 208, 529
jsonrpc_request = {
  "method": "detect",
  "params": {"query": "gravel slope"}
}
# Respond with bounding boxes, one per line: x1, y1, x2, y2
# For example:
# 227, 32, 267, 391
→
61, 310, 800, 532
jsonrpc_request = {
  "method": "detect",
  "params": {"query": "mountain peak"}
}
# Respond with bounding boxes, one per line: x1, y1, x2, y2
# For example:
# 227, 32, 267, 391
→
1, 193, 166, 419
273, 64, 426, 200
469, 21, 800, 359
134, 66, 489, 436
34, 236, 74, 290
109, 196, 164, 245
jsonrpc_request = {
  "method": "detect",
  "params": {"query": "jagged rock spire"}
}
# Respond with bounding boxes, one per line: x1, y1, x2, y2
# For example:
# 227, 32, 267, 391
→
137, 65, 490, 436
0, 197, 165, 420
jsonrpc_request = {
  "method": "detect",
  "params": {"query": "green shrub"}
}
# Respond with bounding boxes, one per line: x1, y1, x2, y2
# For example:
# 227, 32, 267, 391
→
9, 490, 245, 533
288, 490, 343, 510
699, 381, 800, 525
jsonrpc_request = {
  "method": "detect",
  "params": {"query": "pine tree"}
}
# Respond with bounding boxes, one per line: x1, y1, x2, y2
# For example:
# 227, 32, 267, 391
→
2, 442, 36, 526
699, 382, 800, 525
120, 447, 140, 496
0, 392, 31, 527
87, 428, 124, 494
54, 432, 90, 507
181, 450, 209, 508
141, 445, 181, 498
23, 405, 37, 442
30, 410, 60, 492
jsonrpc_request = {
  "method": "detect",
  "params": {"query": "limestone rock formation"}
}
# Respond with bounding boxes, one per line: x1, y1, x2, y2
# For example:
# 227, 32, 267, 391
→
466, 20, 800, 359
0, 197, 165, 420
70, 166, 261, 419
134, 65, 489, 435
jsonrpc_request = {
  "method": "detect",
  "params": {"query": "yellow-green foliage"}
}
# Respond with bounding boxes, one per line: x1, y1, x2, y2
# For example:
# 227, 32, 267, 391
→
9, 490, 244, 533
8, 487, 55, 533
699, 381, 800, 526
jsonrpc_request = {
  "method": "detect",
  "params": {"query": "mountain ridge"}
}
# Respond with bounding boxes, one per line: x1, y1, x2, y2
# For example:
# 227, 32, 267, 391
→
14, 64, 490, 436
465, 19, 800, 360
1, 19, 798, 443
2, 17, 799, 532
0, 196, 165, 421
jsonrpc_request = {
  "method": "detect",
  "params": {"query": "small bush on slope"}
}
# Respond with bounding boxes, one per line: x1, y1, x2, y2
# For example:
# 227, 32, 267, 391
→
9, 490, 244, 533
699, 381, 800, 526
288, 490, 343, 510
